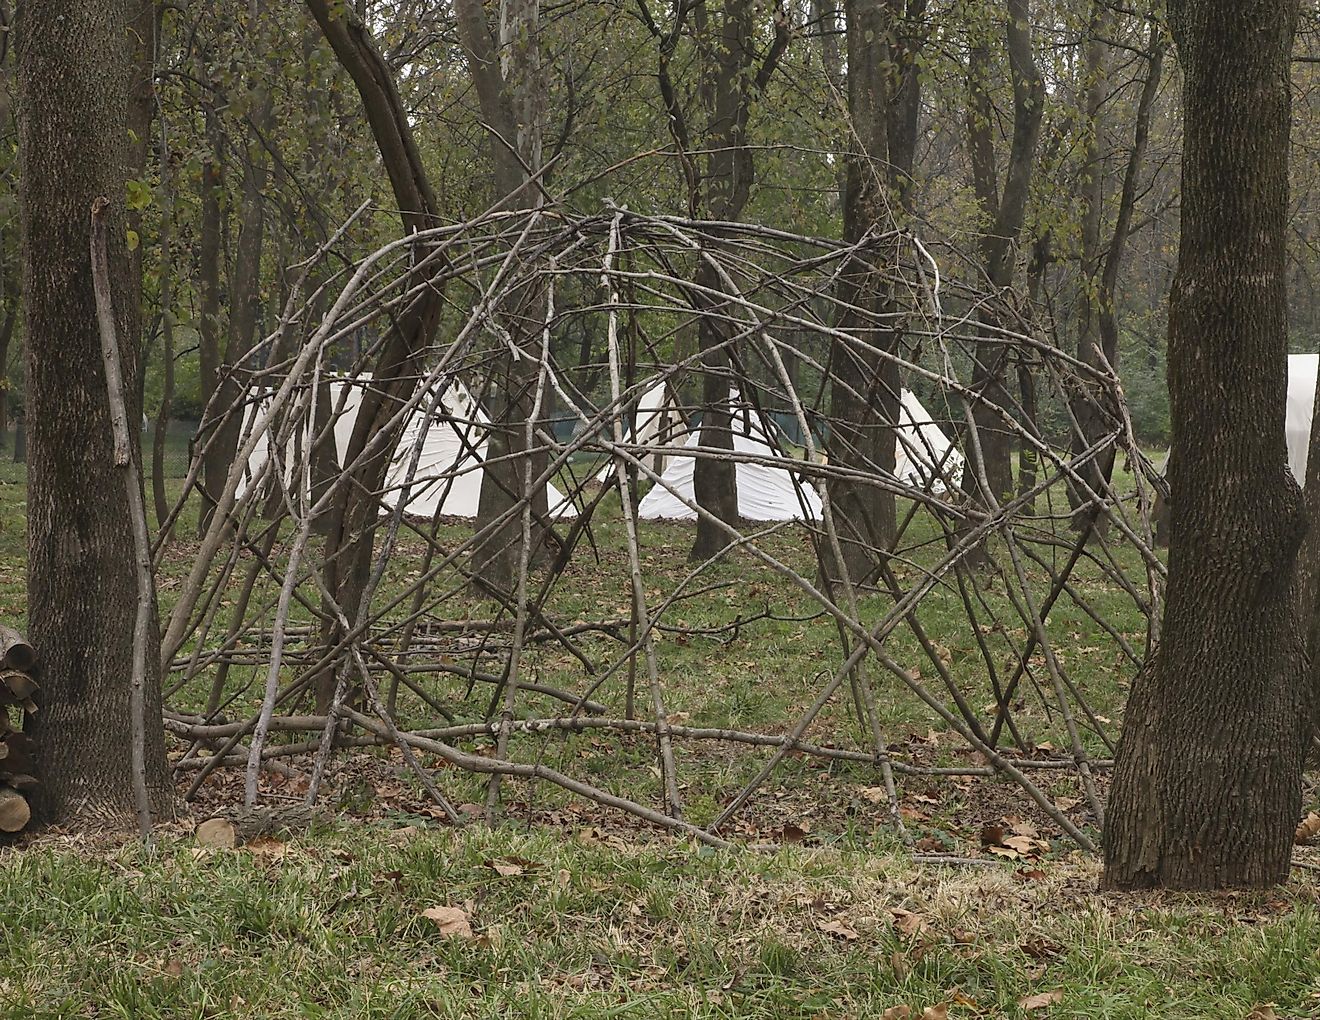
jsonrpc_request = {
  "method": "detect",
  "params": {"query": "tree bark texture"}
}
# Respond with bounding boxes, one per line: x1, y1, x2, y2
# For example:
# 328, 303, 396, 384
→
152, 126, 176, 534
215, 67, 275, 515
15, 0, 172, 825
1102, 0, 1305, 891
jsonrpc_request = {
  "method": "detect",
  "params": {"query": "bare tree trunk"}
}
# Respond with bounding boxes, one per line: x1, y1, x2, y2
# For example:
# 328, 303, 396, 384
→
305, 0, 447, 712
1066, 6, 1109, 522
688, 0, 789, 562
824, 0, 926, 582
211, 70, 275, 527
456, 0, 556, 589
0, 304, 15, 450
963, 0, 1044, 506
1069, 11, 1165, 526
1103, 0, 1305, 891
125, 0, 156, 347
152, 124, 175, 533
1017, 231, 1050, 498
196, 112, 224, 533
15, 0, 171, 824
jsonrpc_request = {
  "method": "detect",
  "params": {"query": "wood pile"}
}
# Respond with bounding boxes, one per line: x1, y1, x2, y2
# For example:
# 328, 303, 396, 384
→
0, 625, 37, 833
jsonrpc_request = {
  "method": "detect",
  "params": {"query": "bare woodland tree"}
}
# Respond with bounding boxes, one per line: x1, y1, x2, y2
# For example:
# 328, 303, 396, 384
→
303, 0, 447, 712
963, 0, 1044, 504
15, 0, 171, 822
455, 0, 558, 590
824, 0, 928, 582
1103, 0, 1305, 890
637, 0, 790, 562
1069, 6, 1167, 525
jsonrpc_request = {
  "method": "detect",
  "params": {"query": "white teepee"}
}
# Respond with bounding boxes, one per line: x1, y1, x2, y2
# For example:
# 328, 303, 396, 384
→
1287, 353, 1318, 484
637, 391, 823, 521
594, 380, 688, 483
237, 375, 577, 519
233, 389, 306, 502
894, 389, 965, 494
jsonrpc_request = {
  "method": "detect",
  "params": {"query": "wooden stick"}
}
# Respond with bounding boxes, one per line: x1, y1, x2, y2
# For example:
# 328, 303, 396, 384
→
91, 196, 153, 840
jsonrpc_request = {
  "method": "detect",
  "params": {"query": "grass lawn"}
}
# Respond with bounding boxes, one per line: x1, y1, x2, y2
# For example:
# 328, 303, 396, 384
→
5, 823, 1320, 1019
3, 440, 1319, 1017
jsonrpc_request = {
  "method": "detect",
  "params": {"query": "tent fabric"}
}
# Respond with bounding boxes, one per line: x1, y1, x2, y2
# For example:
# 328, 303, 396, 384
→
632, 388, 965, 522
1287, 353, 1318, 485
237, 374, 577, 519
1145, 354, 1316, 487
636, 392, 823, 521
594, 380, 688, 483
894, 389, 966, 494
234, 390, 301, 501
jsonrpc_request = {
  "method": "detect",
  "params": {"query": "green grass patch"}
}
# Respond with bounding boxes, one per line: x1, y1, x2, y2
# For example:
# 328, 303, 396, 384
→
1, 823, 1316, 1019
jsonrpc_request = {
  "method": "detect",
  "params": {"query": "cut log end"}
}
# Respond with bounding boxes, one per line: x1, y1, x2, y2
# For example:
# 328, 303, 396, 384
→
0, 626, 36, 673
1, 671, 38, 701
0, 788, 30, 832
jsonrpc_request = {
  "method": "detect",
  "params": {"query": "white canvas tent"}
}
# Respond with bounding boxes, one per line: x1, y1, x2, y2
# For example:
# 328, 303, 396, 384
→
1287, 353, 1318, 484
894, 389, 965, 494
236, 375, 578, 519
594, 380, 689, 483
636, 391, 823, 521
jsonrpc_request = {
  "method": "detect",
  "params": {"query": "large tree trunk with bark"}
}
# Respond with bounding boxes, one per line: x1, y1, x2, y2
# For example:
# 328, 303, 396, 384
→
152, 125, 176, 533
15, 0, 172, 824
684, 0, 787, 562
0, 303, 15, 451
1102, 0, 1305, 891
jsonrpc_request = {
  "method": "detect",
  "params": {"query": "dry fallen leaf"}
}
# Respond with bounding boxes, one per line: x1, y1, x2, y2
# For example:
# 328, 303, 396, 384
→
1017, 989, 1064, 1011
245, 836, 287, 860
484, 858, 525, 877
1296, 812, 1320, 845
421, 905, 474, 939
195, 818, 237, 849
1020, 938, 1061, 960
818, 918, 861, 941
921, 1004, 948, 1020
880, 1007, 911, 1020
1247, 1006, 1279, 1020
890, 908, 927, 937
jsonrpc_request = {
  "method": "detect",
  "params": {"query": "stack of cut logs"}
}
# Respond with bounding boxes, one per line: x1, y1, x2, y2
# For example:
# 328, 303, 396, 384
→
0, 626, 37, 833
